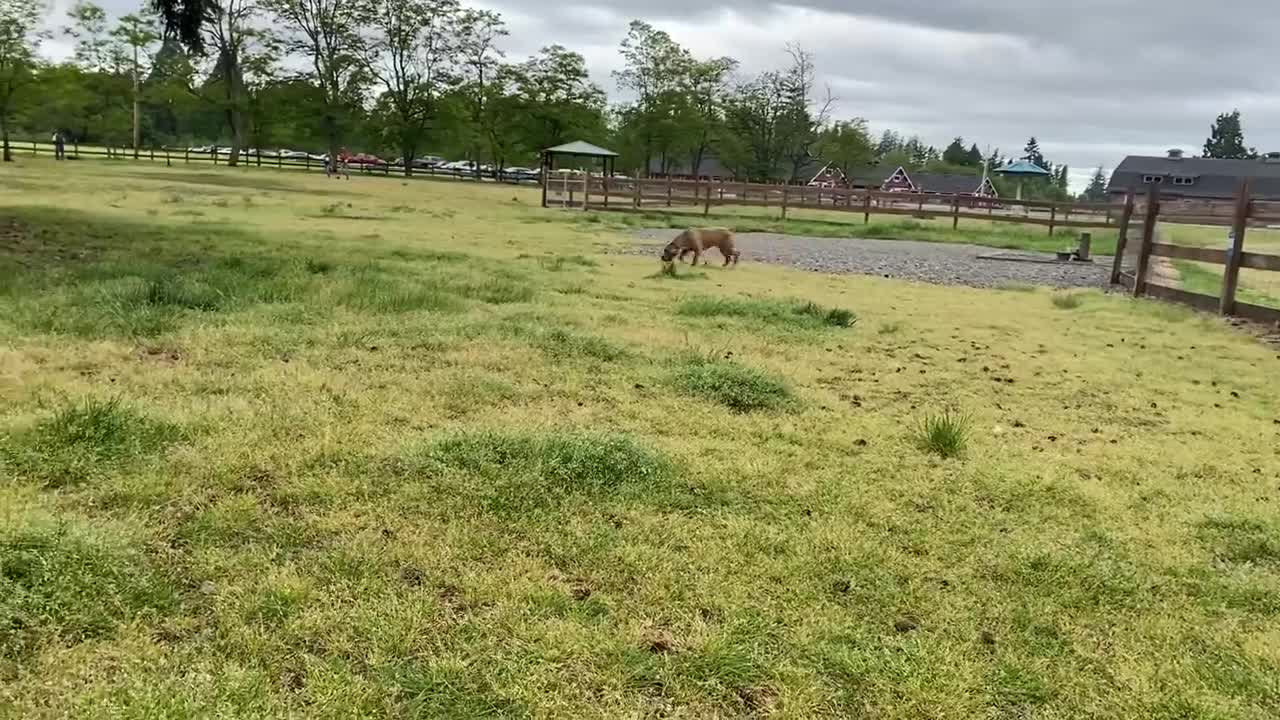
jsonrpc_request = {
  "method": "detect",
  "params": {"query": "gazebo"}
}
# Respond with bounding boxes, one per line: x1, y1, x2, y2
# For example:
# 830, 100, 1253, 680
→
994, 159, 1052, 201
540, 140, 619, 208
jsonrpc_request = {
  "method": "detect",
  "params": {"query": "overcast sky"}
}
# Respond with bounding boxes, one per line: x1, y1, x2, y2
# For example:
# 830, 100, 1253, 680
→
46, 1, 1280, 190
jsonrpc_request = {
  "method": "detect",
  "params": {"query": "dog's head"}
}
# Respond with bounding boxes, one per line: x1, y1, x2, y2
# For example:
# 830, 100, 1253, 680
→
660, 241, 680, 262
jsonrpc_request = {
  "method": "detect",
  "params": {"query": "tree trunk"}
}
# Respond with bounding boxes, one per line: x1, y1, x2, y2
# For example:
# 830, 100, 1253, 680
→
1, 115, 10, 163
402, 143, 413, 177
225, 107, 242, 167
132, 45, 141, 160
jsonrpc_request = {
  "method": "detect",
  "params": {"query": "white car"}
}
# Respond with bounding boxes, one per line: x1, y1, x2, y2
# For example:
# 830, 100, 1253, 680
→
278, 149, 308, 159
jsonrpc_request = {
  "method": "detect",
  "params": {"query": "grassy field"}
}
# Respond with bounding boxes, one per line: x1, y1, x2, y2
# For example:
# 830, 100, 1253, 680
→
2, 159, 1280, 718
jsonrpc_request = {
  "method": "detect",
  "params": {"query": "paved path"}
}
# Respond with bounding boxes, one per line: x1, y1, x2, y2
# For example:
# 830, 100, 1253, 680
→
628, 230, 1112, 290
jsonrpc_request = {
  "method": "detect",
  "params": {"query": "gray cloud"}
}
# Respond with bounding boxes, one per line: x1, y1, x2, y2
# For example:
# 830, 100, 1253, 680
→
51, 0, 1280, 188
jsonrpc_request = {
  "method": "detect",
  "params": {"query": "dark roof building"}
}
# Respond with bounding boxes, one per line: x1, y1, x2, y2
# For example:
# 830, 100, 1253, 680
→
1108, 150, 1280, 200
911, 173, 998, 197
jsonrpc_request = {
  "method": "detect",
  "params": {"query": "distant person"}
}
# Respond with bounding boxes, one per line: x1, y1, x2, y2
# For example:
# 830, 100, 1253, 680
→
52, 131, 65, 160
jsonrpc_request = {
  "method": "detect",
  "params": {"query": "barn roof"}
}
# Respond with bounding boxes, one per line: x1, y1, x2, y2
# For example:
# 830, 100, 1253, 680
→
1108, 155, 1280, 199
912, 173, 987, 194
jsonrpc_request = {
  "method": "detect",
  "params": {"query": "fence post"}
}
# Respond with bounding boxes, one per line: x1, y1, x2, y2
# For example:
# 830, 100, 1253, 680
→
633, 178, 641, 209
1048, 204, 1057, 236
603, 175, 610, 209
781, 185, 789, 219
1220, 179, 1252, 315
32, 140, 37, 156
165, 148, 171, 167
582, 173, 590, 211
952, 196, 961, 230
150, 147, 155, 162
1132, 184, 1161, 299
1110, 190, 1136, 284
863, 191, 872, 224
277, 153, 282, 169
665, 176, 672, 207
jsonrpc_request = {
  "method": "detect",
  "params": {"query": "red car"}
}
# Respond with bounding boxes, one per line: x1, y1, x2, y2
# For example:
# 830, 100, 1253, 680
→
346, 152, 387, 166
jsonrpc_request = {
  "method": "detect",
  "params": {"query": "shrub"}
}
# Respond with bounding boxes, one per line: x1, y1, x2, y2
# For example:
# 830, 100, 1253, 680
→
917, 410, 970, 459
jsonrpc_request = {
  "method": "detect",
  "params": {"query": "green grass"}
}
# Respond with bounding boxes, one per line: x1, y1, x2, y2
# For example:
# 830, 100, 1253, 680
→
916, 409, 971, 458
1051, 292, 1085, 309
669, 354, 795, 412
1, 159, 1278, 718
677, 296, 857, 330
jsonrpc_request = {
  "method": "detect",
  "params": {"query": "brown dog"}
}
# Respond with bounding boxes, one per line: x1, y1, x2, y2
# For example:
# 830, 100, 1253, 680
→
660, 228, 740, 267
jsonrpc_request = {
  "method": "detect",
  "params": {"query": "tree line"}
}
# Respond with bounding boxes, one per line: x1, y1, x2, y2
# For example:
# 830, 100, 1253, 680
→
0, 0, 1092, 199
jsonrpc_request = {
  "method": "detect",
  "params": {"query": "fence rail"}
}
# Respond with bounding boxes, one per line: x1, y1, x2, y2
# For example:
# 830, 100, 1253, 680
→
544, 175, 1122, 237
8, 138, 540, 184
1111, 180, 1280, 323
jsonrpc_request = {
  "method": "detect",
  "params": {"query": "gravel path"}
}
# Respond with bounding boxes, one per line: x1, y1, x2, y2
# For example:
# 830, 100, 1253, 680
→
628, 230, 1112, 290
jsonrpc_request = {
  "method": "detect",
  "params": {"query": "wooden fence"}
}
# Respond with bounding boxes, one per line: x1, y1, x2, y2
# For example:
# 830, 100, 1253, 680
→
1111, 181, 1280, 323
545, 175, 1120, 237
7, 138, 534, 183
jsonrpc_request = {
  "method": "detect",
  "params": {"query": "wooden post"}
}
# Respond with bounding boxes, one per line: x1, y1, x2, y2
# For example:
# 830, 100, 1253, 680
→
582, 173, 590, 211
633, 178, 641, 209
165, 148, 171, 167
863, 191, 872, 224
1110, 191, 1136, 284
540, 159, 548, 208
952, 196, 961, 230
1133, 184, 1161, 299
1048, 204, 1057, 236
149, 147, 155, 162
73, 140, 79, 158
665, 176, 672, 207
277, 153, 282, 169
703, 181, 711, 217
603, 175, 610, 209
184, 149, 189, 164
32, 140, 36, 156
1220, 179, 1251, 315
917, 194, 924, 212
781, 185, 789, 219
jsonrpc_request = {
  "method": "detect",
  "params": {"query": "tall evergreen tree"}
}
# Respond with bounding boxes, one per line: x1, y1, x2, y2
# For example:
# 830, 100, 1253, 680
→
965, 142, 983, 167
1203, 110, 1256, 159
1023, 136, 1045, 168
941, 136, 967, 166
1082, 166, 1108, 202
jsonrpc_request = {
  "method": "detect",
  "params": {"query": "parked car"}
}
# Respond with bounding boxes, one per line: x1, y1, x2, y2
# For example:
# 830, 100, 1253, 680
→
278, 149, 309, 159
347, 153, 387, 166
392, 157, 445, 170
502, 167, 540, 183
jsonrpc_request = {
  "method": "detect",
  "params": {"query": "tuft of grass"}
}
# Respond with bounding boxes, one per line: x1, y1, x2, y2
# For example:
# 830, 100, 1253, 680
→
670, 354, 795, 413
1051, 293, 1084, 309
0, 520, 180, 661
678, 296, 856, 330
452, 278, 535, 304
426, 431, 677, 511
916, 410, 970, 459
1196, 516, 1280, 566
878, 320, 903, 334
342, 273, 463, 314
305, 258, 336, 275
535, 329, 628, 362
142, 277, 225, 310
1, 398, 183, 487
537, 254, 598, 271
